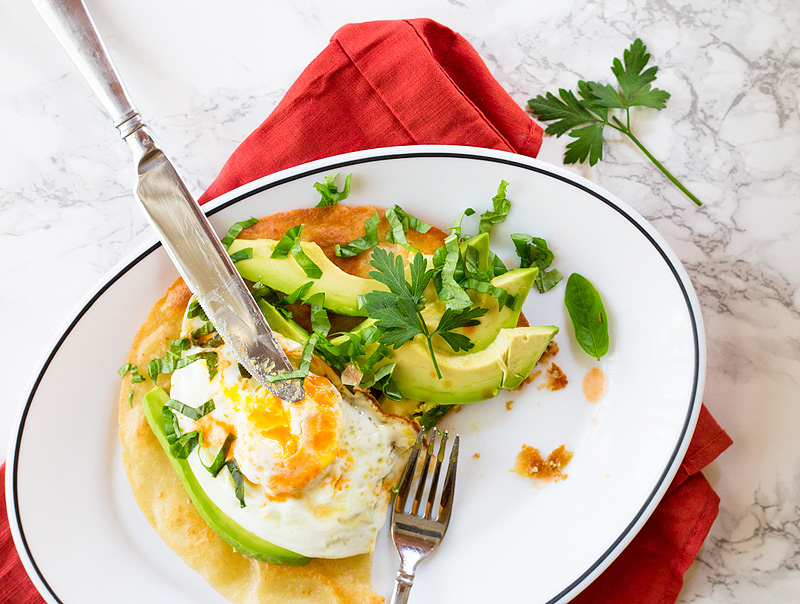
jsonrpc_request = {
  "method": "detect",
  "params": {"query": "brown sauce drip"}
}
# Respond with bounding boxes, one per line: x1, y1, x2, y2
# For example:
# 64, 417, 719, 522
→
583, 367, 607, 403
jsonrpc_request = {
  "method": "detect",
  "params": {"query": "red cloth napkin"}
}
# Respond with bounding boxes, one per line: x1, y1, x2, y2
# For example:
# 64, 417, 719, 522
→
1, 18, 731, 604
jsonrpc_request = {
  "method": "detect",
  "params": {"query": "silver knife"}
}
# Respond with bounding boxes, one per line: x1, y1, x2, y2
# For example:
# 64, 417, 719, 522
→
31, 0, 305, 403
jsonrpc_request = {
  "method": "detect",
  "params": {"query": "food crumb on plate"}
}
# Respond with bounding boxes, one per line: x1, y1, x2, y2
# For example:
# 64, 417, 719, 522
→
540, 363, 568, 391
513, 444, 573, 482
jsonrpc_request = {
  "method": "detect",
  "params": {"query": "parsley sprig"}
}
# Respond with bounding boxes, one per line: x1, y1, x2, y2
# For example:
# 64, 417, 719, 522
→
528, 38, 702, 206
361, 248, 486, 379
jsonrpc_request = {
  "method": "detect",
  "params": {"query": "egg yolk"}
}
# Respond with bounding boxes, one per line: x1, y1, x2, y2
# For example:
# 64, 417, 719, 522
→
228, 373, 343, 496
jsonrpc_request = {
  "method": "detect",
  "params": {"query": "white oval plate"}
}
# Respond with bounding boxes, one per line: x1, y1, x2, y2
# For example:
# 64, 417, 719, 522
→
6, 145, 704, 604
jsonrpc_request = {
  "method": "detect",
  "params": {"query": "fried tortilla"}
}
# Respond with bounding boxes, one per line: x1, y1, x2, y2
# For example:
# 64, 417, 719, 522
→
118, 206, 446, 604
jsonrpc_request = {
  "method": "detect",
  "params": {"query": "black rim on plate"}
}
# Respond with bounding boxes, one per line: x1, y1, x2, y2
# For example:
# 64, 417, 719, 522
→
11, 150, 701, 604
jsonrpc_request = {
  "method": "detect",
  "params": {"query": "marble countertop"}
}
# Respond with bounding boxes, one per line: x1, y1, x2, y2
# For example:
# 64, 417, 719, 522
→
2, 0, 798, 602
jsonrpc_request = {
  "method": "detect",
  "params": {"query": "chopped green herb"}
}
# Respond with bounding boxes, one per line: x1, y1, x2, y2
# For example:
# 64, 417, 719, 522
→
186, 298, 209, 321
435, 234, 471, 310
164, 398, 215, 420
335, 211, 379, 257
360, 362, 401, 401
527, 38, 702, 206
478, 180, 511, 235
384, 205, 431, 246
564, 273, 609, 360
449, 208, 476, 240
221, 217, 258, 248
511, 233, 563, 293
127, 390, 134, 408
169, 430, 203, 459
270, 224, 322, 279
307, 293, 330, 336
229, 247, 253, 263
314, 173, 352, 207
265, 333, 319, 383
202, 433, 235, 477
433, 306, 487, 353
225, 459, 247, 507
118, 363, 145, 383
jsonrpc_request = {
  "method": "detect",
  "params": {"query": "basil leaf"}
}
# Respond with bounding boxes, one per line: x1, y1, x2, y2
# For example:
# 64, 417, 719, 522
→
163, 407, 181, 445
360, 362, 402, 401
164, 398, 215, 420
226, 459, 246, 507
564, 273, 609, 360
449, 207, 476, 240
307, 293, 330, 336
384, 205, 431, 245
265, 333, 318, 382
127, 390, 134, 408
271, 225, 303, 259
280, 281, 315, 305
229, 247, 253, 263
221, 217, 258, 248
290, 242, 322, 279
335, 211, 379, 257
436, 235, 471, 310
169, 430, 203, 459
478, 180, 511, 235
511, 233, 563, 293
314, 173, 352, 207
118, 363, 145, 383
461, 278, 516, 310
202, 433, 235, 477
186, 298, 209, 321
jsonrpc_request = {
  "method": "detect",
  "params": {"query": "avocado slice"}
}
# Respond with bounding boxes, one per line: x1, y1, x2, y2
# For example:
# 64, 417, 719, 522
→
229, 239, 384, 316
421, 267, 538, 354
388, 325, 559, 405
141, 388, 310, 565
255, 297, 310, 344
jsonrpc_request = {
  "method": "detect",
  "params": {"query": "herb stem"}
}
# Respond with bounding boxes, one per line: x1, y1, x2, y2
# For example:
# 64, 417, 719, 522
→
417, 311, 443, 379
612, 116, 703, 207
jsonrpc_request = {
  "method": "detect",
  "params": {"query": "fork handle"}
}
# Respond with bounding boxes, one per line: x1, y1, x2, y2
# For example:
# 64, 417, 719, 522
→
389, 570, 415, 604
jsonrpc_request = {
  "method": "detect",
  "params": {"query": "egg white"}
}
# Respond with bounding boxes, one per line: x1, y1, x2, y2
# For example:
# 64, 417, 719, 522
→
168, 311, 417, 559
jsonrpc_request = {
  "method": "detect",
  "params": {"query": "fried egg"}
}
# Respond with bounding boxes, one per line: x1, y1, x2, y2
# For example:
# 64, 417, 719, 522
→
169, 310, 418, 559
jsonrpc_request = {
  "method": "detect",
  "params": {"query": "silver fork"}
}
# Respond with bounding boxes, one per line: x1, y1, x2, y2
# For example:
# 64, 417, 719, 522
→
389, 428, 459, 604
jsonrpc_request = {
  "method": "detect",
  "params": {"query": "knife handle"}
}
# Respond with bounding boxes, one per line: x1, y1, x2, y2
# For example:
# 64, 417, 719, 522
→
30, 0, 142, 137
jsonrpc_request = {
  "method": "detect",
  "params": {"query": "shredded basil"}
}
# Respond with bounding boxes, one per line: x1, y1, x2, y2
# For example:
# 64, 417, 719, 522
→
478, 180, 511, 235
307, 292, 330, 336
314, 173, 352, 207
229, 247, 253, 263
269, 224, 321, 278
226, 459, 247, 507
511, 233, 563, 293
118, 363, 145, 383
281, 281, 315, 305
170, 430, 203, 459
127, 390, 134, 408
360, 362, 401, 401
221, 217, 258, 248
202, 433, 235, 477
265, 333, 318, 383
186, 298, 209, 321
449, 208, 476, 240
461, 278, 516, 310
384, 205, 431, 245
164, 398, 215, 420
335, 211, 380, 257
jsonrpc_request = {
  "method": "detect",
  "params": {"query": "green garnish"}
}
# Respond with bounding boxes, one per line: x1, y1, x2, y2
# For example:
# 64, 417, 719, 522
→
314, 173, 352, 207
164, 398, 216, 420
360, 362, 401, 401
127, 390, 134, 408
449, 208, 476, 240
265, 333, 318, 383
190, 321, 223, 347
307, 293, 331, 336
361, 248, 486, 379
202, 433, 236, 477
478, 180, 511, 235
229, 247, 253, 263
118, 363, 145, 383
511, 233, 563, 293
221, 217, 258, 248
162, 406, 202, 459
225, 459, 247, 507
186, 298, 209, 321
147, 339, 218, 381
564, 273, 609, 360
435, 234, 472, 310
335, 211, 379, 257
269, 224, 322, 279
527, 38, 702, 206
384, 205, 431, 246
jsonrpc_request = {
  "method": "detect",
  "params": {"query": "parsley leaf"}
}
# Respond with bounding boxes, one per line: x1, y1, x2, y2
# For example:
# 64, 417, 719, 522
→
314, 173, 352, 207
527, 38, 702, 206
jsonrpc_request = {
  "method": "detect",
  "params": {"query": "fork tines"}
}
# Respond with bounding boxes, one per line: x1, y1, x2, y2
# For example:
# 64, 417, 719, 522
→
394, 428, 459, 525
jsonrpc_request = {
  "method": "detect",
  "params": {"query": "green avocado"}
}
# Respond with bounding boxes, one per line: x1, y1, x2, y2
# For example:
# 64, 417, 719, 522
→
387, 325, 559, 405
255, 297, 310, 344
421, 267, 538, 354
229, 239, 385, 316
141, 388, 310, 565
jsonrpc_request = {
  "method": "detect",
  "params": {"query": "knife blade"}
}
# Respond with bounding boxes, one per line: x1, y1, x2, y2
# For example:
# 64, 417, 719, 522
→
31, 0, 305, 403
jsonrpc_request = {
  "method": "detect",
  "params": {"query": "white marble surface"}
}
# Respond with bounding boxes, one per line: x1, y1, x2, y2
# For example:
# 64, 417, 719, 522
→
1, 0, 798, 602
